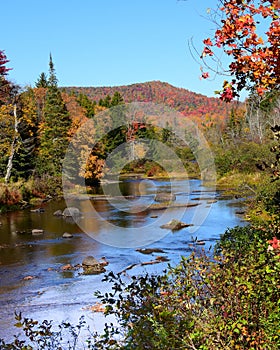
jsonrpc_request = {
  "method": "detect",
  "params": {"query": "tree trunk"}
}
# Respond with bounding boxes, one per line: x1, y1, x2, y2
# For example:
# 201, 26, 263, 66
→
5, 104, 19, 183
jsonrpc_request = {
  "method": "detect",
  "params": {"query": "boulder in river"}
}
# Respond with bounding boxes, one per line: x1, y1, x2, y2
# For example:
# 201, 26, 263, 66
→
82, 256, 106, 274
32, 229, 44, 236
62, 232, 73, 238
160, 219, 193, 231
62, 207, 81, 217
154, 192, 176, 203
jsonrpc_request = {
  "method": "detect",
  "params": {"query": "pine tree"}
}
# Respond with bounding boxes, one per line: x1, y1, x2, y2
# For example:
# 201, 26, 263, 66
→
48, 54, 57, 87
77, 93, 96, 118
37, 55, 71, 176
111, 91, 124, 107
35, 72, 48, 88
11, 88, 39, 180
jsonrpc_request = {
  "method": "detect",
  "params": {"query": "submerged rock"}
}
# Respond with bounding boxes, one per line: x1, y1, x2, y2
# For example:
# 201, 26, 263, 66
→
154, 193, 176, 203
160, 219, 193, 231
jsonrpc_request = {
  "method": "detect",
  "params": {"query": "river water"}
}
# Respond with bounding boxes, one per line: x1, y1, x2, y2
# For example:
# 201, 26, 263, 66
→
0, 178, 245, 342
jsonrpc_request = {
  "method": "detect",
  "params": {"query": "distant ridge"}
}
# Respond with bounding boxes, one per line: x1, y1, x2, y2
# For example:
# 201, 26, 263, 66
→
64, 80, 232, 120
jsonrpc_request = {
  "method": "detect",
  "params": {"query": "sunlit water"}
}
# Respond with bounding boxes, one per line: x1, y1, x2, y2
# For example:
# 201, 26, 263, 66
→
0, 178, 246, 341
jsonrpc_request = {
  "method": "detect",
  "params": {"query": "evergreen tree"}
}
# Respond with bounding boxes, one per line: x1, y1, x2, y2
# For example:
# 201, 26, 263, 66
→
98, 95, 111, 108
48, 53, 58, 87
11, 88, 39, 180
35, 72, 48, 88
111, 91, 124, 107
98, 92, 124, 108
77, 93, 96, 118
37, 55, 71, 176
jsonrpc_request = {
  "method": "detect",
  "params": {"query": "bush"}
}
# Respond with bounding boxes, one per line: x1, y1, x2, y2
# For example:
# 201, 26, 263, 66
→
0, 183, 22, 212
31, 175, 62, 198
214, 142, 273, 176
94, 224, 280, 349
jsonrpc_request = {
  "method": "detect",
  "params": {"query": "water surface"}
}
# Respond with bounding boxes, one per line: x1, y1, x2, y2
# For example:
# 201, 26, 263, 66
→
0, 178, 245, 341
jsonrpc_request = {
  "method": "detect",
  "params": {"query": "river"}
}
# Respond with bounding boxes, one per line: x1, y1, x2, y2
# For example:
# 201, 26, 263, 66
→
0, 178, 245, 342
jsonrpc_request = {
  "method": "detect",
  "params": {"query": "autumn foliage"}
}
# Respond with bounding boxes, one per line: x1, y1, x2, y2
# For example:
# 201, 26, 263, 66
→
66, 81, 232, 122
201, 0, 280, 101
0, 50, 11, 77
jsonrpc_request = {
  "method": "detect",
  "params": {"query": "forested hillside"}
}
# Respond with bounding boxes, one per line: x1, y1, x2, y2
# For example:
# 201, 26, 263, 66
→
65, 80, 232, 121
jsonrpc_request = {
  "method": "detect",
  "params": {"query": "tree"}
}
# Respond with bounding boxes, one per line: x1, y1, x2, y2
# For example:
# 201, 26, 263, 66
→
48, 53, 57, 87
11, 88, 39, 180
0, 50, 11, 77
35, 72, 48, 88
37, 55, 71, 176
111, 91, 124, 106
200, 0, 280, 101
76, 92, 96, 118
0, 50, 12, 105
99, 95, 112, 108
0, 51, 24, 183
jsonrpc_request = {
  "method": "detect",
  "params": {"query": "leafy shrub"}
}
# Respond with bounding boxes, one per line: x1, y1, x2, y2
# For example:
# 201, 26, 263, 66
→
0, 313, 90, 350
93, 224, 280, 349
31, 175, 62, 198
0, 183, 22, 209
215, 142, 273, 176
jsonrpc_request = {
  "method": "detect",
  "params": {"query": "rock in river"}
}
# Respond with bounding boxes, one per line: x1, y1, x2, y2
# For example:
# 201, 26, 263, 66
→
62, 207, 81, 217
160, 219, 193, 231
62, 232, 73, 238
136, 248, 165, 255
32, 229, 44, 236
154, 192, 176, 203
82, 256, 106, 274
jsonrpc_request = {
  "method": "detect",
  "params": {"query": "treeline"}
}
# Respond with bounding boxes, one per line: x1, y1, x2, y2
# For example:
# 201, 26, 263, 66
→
1, 50, 280, 211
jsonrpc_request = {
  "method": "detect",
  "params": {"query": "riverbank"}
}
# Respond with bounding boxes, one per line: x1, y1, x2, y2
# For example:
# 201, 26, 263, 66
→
0, 171, 201, 214
1, 169, 271, 229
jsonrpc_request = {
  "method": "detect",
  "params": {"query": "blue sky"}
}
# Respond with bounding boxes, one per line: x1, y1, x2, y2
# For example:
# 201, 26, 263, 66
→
2, 0, 230, 97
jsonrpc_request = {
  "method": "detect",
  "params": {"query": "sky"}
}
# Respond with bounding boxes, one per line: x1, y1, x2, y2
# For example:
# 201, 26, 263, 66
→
2, 0, 232, 98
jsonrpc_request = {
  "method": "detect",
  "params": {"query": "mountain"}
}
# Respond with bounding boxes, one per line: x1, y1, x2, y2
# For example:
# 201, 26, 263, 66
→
64, 81, 233, 122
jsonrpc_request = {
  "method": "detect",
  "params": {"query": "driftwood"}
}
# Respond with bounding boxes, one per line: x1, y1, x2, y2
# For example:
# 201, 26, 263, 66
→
119, 256, 169, 274
149, 202, 200, 211
136, 248, 165, 254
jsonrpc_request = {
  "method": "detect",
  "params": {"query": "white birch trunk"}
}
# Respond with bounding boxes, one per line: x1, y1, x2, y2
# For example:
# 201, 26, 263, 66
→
5, 104, 19, 183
